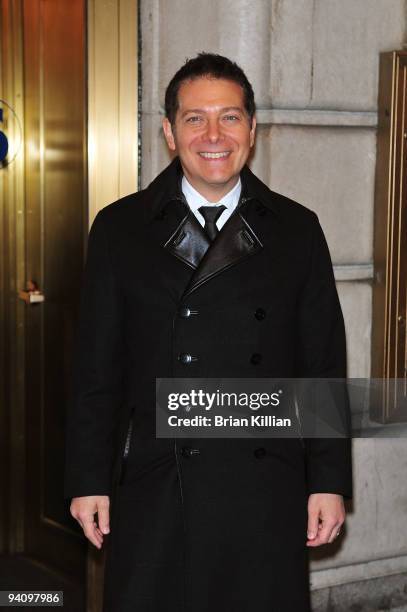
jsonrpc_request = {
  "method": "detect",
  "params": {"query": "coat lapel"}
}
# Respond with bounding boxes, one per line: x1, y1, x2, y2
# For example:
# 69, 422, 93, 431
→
182, 200, 263, 297
145, 157, 280, 296
163, 209, 211, 270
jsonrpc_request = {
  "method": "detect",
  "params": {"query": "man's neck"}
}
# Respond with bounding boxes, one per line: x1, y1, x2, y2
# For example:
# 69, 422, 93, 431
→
182, 174, 240, 203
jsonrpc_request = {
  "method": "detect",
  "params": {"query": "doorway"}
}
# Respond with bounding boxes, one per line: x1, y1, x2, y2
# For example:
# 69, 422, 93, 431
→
0, 1, 139, 610
1, 0, 87, 609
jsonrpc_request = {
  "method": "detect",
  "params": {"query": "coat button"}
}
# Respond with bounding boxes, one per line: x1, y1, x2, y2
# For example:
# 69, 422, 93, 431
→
254, 447, 267, 459
178, 353, 198, 364
179, 306, 191, 318
179, 353, 192, 364
250, 353, 262, 365
254, 308, 266, 321
178, 306, 199, 318
181, 446, 200, 458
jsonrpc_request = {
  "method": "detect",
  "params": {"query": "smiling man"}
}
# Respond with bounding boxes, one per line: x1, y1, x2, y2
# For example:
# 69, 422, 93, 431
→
162, 76, 256, 201
65, 53, 352, 612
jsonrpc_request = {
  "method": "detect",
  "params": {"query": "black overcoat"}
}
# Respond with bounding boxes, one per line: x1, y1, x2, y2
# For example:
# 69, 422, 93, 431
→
64, 157, 353, 612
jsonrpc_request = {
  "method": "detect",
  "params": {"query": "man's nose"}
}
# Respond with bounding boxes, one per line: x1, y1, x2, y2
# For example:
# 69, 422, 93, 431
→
206, 119, 222, 143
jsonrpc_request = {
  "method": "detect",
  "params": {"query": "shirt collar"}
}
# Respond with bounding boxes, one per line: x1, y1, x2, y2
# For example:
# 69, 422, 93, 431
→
145, 157, 280, 222
181, 175, 242, 214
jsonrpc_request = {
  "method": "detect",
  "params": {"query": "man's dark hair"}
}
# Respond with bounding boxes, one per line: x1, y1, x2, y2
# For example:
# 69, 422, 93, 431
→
164, 52, 256, 126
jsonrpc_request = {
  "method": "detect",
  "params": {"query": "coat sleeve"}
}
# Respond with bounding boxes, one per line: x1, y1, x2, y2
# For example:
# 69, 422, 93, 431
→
64, 209, 125, 499
297, 213, 353, 499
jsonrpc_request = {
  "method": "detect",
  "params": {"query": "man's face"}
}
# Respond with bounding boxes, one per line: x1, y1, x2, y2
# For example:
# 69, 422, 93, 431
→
162, 77, 256, 201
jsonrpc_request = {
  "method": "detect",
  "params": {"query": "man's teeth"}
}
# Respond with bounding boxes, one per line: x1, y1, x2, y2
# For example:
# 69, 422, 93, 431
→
199, 152, 230, 159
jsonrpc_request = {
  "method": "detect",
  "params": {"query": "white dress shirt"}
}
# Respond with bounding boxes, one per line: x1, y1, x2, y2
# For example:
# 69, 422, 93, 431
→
181, 175, 242, 230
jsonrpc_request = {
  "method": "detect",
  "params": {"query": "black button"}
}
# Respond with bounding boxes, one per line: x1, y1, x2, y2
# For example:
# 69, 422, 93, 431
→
250, 353, 262, 365
178, 306, 199, 318
179, 353, 192, 364
255, 308, 266, 321
254, 447, 267, 459
181, 446, 200, 458
178, 353, 198, 364
179, 306, 191, 318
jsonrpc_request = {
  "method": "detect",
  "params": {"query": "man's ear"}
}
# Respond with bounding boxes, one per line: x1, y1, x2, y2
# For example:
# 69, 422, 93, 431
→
249, 116, 257, 148
162, 117, 176, 151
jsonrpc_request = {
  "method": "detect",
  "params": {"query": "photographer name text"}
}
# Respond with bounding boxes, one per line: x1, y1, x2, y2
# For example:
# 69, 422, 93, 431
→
168, 415, 291, 428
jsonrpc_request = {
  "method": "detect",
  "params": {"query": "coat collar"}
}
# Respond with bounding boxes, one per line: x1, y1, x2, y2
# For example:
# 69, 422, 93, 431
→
145, 156, 280, 222
144, 156, 280, 297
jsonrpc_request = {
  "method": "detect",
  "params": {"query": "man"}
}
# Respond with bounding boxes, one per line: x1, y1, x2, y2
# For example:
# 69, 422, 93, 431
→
65, 53, 352, 612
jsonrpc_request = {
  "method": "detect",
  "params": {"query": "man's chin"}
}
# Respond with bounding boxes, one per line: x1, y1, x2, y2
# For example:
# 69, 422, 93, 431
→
181, 164, 241, 192
197, 170, 238, 186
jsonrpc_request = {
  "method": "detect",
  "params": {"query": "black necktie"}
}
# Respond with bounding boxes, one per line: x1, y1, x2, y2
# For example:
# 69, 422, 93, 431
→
198, 205, 226, 242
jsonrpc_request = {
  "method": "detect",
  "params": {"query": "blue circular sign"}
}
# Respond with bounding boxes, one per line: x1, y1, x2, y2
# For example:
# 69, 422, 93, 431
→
0, 99, 22, 167
0, 130, 8, 161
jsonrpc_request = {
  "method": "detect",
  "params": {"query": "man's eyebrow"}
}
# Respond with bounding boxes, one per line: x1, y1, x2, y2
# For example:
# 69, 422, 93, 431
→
180, 106, 245, 117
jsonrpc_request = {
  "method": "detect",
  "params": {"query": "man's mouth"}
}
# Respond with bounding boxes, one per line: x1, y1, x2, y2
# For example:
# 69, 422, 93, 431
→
198, 151, 231, 159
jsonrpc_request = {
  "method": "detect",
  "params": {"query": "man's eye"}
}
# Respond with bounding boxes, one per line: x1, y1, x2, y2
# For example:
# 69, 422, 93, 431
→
186, 116, 202, 123
224, 115, 239, 121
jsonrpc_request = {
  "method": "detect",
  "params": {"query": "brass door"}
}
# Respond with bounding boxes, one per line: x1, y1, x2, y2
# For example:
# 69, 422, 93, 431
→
23, 0, 87, 577
0, 0, 87, 599
1, 1, 139, 608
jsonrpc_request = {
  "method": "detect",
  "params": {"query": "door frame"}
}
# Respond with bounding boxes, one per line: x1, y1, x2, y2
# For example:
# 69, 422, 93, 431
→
86, 1, 139, 610
0, 0, 26, 555
87, 0, 139, 226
